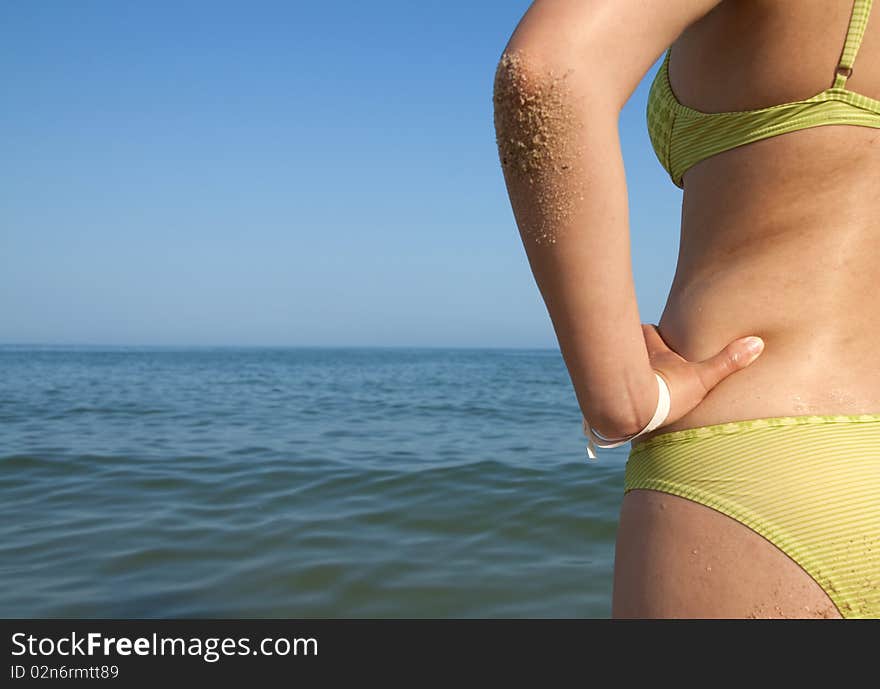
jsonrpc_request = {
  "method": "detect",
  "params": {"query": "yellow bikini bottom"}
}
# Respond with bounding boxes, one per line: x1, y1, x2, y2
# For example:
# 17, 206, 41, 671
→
624, 413, 880, 619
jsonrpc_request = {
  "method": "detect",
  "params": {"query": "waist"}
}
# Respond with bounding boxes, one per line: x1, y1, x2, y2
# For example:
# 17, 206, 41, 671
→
630, 411, 880, 453
633, 240, 880, 446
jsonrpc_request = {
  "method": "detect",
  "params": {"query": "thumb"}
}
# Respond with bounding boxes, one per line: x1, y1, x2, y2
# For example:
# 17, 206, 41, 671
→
697, 336, 764, 391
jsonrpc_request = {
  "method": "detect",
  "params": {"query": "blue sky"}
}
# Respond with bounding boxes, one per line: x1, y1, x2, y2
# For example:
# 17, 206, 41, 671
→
1, 1, 682, 347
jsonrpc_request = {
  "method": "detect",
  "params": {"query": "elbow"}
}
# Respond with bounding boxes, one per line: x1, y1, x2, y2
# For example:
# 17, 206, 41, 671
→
492, 46, 581, 184
493, 13, 587, 94
492, 46, 565, 108
492, 38, 590, 128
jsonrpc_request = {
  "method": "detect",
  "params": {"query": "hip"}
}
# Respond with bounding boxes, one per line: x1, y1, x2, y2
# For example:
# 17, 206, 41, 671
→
621, 413, 880, 618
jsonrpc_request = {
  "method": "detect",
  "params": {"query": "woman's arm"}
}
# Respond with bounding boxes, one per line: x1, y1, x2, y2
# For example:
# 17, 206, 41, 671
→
493, 0, 723, 438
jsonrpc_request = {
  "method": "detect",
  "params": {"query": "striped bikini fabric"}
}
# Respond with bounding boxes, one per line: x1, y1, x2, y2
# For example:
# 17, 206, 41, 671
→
624, 414, 880, 619
646, 0, 879, 188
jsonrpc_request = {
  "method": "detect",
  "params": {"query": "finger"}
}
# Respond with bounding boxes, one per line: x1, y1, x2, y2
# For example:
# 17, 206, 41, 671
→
697, 336, 764, 392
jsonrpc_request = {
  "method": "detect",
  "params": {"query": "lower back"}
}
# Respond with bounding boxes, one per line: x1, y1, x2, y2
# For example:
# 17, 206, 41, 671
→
635, 124, 880, 443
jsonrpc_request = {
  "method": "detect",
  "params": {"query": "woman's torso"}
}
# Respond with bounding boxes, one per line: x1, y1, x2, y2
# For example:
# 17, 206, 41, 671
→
633, 0, 880, 447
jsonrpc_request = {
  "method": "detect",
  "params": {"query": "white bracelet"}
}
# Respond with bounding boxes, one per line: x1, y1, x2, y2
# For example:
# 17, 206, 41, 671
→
582, 372, 671, 460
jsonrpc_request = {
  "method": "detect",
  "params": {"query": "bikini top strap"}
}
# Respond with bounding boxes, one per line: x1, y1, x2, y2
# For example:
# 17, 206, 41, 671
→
833, 0, 874, 88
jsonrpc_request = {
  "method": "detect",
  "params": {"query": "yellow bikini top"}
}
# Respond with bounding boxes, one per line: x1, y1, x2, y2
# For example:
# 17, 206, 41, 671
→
646, 0, 880, 188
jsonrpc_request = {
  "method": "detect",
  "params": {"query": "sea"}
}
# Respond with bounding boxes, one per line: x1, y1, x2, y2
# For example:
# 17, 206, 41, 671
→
0, 346, 631, 618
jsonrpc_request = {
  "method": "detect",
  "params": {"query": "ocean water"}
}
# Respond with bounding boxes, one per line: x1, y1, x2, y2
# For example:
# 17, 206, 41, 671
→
0, 346, 631, 618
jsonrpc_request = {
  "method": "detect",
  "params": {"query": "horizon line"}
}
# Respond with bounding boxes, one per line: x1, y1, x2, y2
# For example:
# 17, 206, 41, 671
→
0, 342, 560, 351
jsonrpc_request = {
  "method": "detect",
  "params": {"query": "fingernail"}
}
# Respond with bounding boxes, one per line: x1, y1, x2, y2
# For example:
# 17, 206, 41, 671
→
744, 337, 764, 354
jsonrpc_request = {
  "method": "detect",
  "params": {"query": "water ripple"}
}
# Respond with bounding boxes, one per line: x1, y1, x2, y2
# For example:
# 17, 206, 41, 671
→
0, 346, 629, 617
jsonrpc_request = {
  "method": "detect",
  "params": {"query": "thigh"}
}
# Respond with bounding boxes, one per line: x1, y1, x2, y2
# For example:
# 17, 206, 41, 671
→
611, 489, 842, 619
